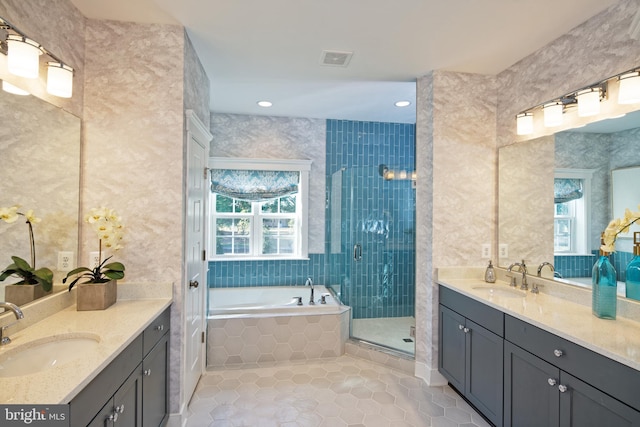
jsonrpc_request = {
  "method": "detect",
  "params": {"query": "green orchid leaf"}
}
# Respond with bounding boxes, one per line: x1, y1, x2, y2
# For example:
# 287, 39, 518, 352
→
103, 262, 125, 272
104, 270, 125, 280
11, 256, 32, 271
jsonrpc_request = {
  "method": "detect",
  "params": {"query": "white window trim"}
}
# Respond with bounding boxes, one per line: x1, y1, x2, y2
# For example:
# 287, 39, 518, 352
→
208, 157, 312, 261
554, 168, 595, 256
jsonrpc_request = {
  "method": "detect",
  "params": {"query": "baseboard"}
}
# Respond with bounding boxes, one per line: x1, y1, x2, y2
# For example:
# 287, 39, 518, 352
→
166, 409, 187, 427
415, 361, 447, 386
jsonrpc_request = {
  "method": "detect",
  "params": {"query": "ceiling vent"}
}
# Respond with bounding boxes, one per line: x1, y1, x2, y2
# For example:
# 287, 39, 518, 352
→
320, 50, 353, 67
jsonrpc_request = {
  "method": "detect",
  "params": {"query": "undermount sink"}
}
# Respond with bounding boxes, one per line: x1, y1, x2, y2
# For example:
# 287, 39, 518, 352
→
471, 285, 527, 299
0, 333, 100, 377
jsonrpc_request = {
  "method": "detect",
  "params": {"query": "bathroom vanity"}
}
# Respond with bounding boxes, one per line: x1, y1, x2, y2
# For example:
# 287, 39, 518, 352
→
69, 307, 170, 427
437, 270, 640, 427
0, 290, 171, 427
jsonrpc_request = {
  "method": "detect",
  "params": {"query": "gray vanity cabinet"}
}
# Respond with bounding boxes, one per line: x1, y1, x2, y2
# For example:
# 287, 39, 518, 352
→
505, 315, 640, 427
142, 333, 169, 427
70, 307, 170, 427
439, 287, 504, 427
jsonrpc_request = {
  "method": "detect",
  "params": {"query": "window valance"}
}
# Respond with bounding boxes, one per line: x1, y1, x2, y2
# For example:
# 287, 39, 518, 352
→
554, 178, 583, 204
211, 169, 300, 201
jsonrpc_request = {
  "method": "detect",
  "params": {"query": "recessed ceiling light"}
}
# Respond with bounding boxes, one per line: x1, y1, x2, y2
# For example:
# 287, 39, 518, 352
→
394, 100, 411, 108
257, 100, 272, 107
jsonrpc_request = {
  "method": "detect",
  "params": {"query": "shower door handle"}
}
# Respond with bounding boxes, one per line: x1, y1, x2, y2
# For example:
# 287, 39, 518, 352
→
353, 244, 362, 261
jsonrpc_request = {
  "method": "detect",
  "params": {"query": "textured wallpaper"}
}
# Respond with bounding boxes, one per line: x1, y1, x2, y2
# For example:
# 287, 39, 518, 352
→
416, 70, 497, 380
209, 113, 326, 254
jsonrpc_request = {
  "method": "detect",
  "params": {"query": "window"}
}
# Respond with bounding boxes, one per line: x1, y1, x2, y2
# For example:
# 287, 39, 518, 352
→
554, 169, 594, 255
208, 158, 311, 260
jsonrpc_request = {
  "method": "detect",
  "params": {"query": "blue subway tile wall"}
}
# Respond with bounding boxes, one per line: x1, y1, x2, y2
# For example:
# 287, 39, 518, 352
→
326, 119, 416, 320
555, 251, 633, 282
208, 254, 328, 288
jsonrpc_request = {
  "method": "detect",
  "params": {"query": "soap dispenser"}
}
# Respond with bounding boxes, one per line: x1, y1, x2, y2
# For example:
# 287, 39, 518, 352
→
592, 234, 617, 320
625, 232, 640, 301
485, 260, 496, 283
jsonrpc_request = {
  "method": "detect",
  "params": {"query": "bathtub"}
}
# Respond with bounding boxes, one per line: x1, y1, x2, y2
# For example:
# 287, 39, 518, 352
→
208, 285, 344, 317
207, 286, 350, 368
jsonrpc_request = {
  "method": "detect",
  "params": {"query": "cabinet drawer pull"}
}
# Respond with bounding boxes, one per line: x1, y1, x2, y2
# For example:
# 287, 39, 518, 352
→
109, 412, 119, 422
547, 378, 557, 386
553, 349, 564, 357
463, 327, 470, 333
155, 324, 164, 332
118, 405, 125, 414
458, 324, 464, 330
558, 384, 568, 393
144, 368, 152, 376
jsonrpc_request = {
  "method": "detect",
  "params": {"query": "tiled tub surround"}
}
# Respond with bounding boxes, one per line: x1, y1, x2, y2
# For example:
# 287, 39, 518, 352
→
0, 283, 172, 404
436, 267, 640, 372
207, 286, 350, 368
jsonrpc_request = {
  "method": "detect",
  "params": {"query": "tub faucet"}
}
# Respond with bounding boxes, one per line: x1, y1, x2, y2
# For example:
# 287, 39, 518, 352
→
306, 277, 315, 305
0, 301, 24, 345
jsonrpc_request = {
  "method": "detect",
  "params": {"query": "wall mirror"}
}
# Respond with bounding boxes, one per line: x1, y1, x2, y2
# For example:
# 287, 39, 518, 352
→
499, 103, 640, 295
0, 80, 81, 305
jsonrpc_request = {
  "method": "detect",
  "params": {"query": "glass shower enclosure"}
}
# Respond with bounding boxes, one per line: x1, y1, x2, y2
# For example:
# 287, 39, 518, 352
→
328, 165, 416, 355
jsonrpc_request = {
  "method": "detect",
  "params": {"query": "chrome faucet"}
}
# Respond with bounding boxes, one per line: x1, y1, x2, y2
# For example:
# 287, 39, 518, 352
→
305, 277, 315, 305
0, 301, 24, 345
507, 260, 528, 291
537, 262, 555, 277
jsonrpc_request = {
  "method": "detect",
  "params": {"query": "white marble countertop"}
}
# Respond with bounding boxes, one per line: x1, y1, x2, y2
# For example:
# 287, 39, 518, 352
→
436, 269, 640, 372
0, 297, 172, 404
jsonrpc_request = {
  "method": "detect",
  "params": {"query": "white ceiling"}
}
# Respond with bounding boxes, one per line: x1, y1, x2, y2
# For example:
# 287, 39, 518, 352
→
70, 0, 620, 124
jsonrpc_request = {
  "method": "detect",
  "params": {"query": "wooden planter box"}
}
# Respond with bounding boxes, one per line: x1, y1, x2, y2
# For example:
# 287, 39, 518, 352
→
5, 283, 50, 306
76, 280, 117, 311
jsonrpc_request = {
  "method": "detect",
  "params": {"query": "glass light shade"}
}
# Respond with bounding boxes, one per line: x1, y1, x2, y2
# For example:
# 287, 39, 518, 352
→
6, 35, 42, 79
576, 88, 601, 117
47, 63, 73, 98
618, 72, 640, 104
516, 112, 533, 135
543, 102, 563, 127
2, 81, 29, 96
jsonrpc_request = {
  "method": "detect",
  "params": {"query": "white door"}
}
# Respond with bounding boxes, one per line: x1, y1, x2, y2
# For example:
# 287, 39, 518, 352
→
184, 110, 211, 404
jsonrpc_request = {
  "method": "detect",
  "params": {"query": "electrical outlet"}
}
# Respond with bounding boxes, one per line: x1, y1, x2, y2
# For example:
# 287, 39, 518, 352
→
57, 251, 74, 271
481, 244, 491, 259
89, 251, 100, 268
499, 244, 509, 258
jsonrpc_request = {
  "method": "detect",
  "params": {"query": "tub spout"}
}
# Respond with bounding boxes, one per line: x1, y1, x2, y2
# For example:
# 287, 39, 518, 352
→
305, 277, 315, 305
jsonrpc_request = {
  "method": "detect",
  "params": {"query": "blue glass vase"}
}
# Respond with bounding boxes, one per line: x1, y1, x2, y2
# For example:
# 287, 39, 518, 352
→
592, 250, 617, 320
625, 232, 640, 302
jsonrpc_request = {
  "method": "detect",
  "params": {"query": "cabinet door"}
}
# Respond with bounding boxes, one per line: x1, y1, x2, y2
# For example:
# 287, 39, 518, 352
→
504, 341, 559, 427
466, 319, 503, 427
560, 372, 640, 427
112, 366, 143, 427
439, 305, 466, 391
143, 334, 169, 427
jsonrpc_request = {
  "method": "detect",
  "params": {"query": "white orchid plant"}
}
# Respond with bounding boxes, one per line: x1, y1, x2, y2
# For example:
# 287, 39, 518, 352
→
601, 204, 640, 253
0, 205, 53, 291
64, 207, 125, 290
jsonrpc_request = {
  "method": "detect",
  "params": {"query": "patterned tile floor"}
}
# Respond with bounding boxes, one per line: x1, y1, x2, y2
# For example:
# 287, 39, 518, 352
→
186, 355, 491, 427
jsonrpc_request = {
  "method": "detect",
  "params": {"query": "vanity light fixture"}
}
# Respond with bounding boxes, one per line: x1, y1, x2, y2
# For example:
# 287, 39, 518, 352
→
257, 100, 273, 107
543, 101, 563, 127
46, 62, 73, 98
618, 71, 640, 104
6, 35, 42, 79
576, 87, 601, 117
516, 112, 533, 135
2, 80, 29, 95
394, 100, 411, 107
